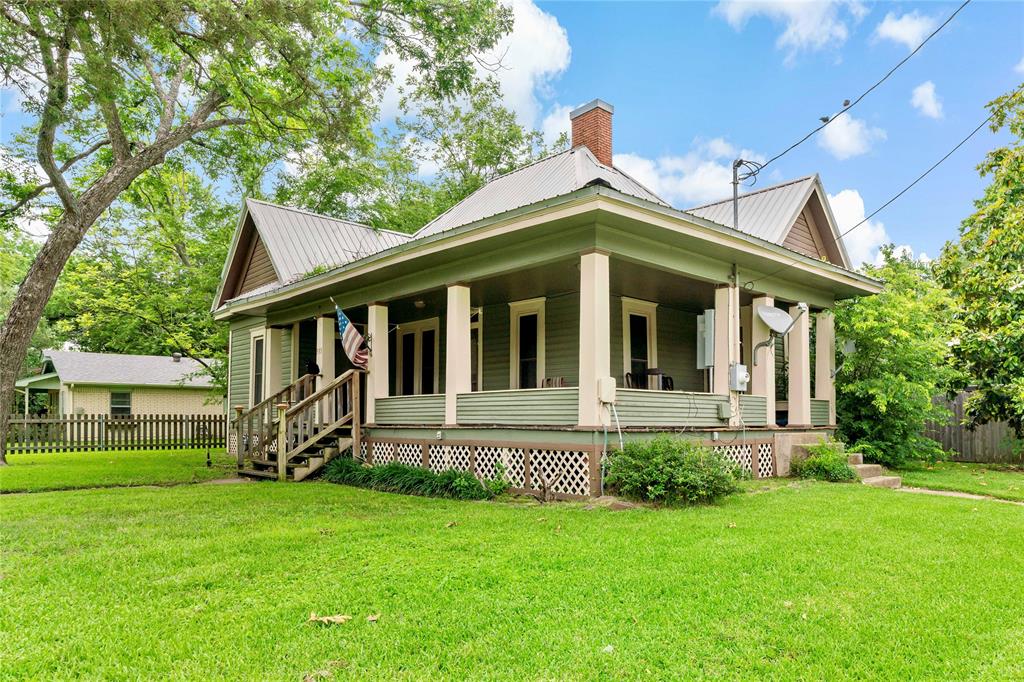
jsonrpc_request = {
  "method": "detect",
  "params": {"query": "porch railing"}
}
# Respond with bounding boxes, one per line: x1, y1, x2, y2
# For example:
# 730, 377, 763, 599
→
231, 373, 317, 466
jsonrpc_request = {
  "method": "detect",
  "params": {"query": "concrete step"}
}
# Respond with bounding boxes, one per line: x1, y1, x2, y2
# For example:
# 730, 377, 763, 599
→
862, 475, 902, 489
847, 452, 863, 466
852, 463, 884, 479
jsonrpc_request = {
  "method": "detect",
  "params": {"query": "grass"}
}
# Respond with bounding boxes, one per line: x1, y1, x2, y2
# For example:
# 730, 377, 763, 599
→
3, 480, 1024, 679
899, 461, 1024, 502
0, 448, 235, 493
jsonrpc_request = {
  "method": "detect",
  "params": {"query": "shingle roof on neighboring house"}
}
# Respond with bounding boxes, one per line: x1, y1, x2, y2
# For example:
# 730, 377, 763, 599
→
245, 199, 411, 283
41, 351, 214, 388
415, 146, 668, 238
684, 175, 817, 243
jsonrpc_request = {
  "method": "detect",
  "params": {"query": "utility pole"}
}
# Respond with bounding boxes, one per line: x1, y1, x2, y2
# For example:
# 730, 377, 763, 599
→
731, 158, 764, 233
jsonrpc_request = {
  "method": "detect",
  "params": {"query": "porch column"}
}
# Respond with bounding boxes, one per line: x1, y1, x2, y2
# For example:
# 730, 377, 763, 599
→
787, 303, 811, 427
315, 316, 336, 389
265, 326, 283, 396
713, 281, 741, 427
815, 310, 836, 425
445, 284, 471, 425
750, 295, 776, 423
578, 250, 611, 427
366, 303, 389, 424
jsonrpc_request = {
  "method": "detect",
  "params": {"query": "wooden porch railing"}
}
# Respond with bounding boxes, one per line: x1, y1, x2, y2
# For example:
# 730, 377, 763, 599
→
231, 373, 317, 467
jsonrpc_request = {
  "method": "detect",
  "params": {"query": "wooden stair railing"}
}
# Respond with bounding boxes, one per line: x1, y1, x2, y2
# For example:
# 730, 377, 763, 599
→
232, 374, 317, 468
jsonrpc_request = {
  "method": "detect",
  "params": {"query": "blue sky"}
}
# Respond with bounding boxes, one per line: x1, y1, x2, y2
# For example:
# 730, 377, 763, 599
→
3, 1, 1022, 266
514, 0, 1023, 265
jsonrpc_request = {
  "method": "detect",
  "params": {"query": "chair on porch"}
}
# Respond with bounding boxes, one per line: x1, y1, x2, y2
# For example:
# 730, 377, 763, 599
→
541, 376, 567, 388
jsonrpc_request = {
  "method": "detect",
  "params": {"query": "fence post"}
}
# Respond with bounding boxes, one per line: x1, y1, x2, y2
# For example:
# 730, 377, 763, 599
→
99, 414, 106, 450
276, 403, 288, 481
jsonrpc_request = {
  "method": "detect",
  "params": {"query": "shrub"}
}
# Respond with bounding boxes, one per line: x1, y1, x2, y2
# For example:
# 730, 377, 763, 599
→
604, 436, 740, 505
791, 441, 856, 482
322, 456, 504, 500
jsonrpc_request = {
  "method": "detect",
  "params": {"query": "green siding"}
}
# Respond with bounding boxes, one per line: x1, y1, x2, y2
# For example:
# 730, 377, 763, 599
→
657, 307, 703, 391
610, 295, 623, 385
281, 327, 292, 384
614, 389, 728, 427
228, 316, 265, 408
739, 394, 769, 426
375, 395, 445, 425
810, 398, 830, 426
482, 303, 510, 391
457, 388, 578, 426
545, 293, 579, 386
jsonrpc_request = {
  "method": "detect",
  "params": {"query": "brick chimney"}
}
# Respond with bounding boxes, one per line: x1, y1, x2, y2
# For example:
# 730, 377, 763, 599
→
570, 99, 614, 166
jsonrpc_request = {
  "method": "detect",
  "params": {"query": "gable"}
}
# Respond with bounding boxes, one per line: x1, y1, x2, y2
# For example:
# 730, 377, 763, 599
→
238, 234, 277, 296
783, 209, 825, 259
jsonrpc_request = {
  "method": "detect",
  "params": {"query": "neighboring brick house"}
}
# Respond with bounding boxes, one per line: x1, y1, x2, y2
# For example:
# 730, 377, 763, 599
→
15, 350, 223, 417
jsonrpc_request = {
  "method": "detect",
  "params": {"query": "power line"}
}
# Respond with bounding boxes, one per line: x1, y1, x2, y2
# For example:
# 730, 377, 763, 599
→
744, 84, 1023, 289
753, 0, 971, 177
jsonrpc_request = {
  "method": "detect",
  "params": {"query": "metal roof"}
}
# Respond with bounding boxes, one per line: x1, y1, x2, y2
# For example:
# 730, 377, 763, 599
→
38, 351, 215, 388
245, 199, 411, 284
684, 175, 817, 243
415, 147, 668, 238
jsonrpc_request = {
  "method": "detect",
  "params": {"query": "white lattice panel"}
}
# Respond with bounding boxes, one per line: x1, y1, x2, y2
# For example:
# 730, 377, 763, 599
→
757, 442, 774, 478
359, 441, 368, 460
427, 444, 471, 472
475, 446, 525, 483
714, 444, 753, 473
530, 449, 590, 497
396, 442, 422, 467
501, 448, 526, 487
372, 441, 395, 464
228, 432, 237, 457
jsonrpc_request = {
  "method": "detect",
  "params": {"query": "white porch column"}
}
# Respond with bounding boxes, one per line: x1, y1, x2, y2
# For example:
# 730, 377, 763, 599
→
750, 295, 776, 423
815, 310, 836, 425
366, 303, 389, 424
315, 316, 336, 389
578, 250, 611, 427
713, 281, 741, 426
265, 326, 284, 396
788, 304, 811, 427
445, 284, 472, 425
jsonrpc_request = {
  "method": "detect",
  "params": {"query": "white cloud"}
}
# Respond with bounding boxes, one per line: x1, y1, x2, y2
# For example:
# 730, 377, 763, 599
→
817, 111, 886, 160
540, 103, 574, 145
713, 1, 867, 62
910, 81, 943, 119
377, 0, 570, 129
828, 188, 887, 266
613, 138, 764, 206
874, 11, 938, 50
1015, 56, 1024, 74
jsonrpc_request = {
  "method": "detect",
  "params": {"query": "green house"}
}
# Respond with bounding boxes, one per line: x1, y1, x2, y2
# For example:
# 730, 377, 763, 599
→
215, 99, 880, 496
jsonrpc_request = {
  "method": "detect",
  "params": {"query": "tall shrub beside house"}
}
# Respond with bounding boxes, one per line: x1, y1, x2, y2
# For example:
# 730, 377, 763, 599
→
935, 86, 1024, 437
834, 248, 962, 467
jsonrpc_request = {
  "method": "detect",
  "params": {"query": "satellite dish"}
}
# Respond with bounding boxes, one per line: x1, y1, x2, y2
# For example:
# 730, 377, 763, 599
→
756, 305, 795, 335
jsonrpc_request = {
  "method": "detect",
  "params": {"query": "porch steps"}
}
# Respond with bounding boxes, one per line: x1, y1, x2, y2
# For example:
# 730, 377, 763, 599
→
848, 453, 901, 489
239, 436, 353, 482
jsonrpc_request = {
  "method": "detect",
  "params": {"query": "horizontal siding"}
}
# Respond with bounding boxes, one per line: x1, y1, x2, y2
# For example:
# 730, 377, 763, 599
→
545, 293, 579, 386
482, 303, 510, 391
615, 389, 728, 427
228, 317, 265, 409
657, 306, 703, 392
458, 388, 578, 426
810, 398, 831, 426
375, 395, 445, 425
783, 211, 822, 259
238, 236, 277, 295
281, 327, 292, 385
739, 394, 769, 426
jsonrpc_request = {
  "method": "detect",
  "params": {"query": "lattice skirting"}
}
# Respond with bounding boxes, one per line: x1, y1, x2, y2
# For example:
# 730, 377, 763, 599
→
711, 441, 775, 478
362, 438, 597, 498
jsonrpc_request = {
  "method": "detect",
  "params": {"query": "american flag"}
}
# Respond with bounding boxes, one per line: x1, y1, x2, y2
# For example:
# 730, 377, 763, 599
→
336, 307, 368, 369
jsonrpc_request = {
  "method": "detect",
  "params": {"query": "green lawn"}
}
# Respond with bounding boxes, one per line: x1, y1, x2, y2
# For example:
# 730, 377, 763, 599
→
900, 461, 1024, 502
2, 480, 1023, 679
0, 448, 235, 493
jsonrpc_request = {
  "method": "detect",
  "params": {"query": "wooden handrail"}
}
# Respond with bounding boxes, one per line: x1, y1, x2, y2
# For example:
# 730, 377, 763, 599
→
285, 369, 358, 418
232, 373, 317, 425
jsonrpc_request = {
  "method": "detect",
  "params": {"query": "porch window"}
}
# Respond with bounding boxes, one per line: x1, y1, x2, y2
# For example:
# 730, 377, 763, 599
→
396, 318, 440, 395
250, 330, 265, 406
509, 298, 545, 389
621, 298, 658, 389
110, 391, 131, 417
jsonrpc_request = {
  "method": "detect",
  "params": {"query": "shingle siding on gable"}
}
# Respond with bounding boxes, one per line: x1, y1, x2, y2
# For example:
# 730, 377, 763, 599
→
783, 210, 824, 259
238, 235, 277, 295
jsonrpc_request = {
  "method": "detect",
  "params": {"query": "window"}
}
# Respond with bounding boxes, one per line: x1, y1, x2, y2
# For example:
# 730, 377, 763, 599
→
621, 298, 658, 389
250, 329, 265, 406
110, 391, 131, 417
396, 318, 440, 395
509, 298, 545, 389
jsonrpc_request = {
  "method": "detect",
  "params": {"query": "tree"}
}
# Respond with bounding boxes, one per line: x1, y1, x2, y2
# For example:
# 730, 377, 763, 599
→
935, 86, 1024, 436
834, 248, 963, 468
0, 0, 511, 463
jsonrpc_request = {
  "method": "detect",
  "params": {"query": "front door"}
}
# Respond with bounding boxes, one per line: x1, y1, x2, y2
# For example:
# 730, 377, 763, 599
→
397, 319, 439, 395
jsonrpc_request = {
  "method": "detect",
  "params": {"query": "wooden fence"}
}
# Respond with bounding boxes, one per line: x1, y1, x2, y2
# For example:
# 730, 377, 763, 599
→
4, 414, 228, 454
925, 392, 1021, 463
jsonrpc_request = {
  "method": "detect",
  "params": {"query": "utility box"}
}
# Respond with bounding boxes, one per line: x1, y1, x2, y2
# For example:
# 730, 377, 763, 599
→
598, 376, 616, 404
696, 309, 715, 369
717, 402, 733, 420
729, 363, 750, 392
